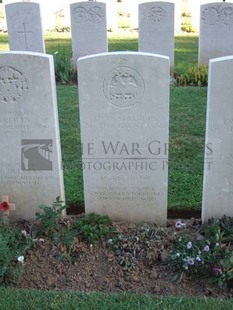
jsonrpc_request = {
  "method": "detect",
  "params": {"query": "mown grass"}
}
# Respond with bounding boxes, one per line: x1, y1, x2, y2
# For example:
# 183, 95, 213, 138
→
169, 86, 207, 209
0, 288, 232, 310
0, 32, 198, 77
0, 29, 232, 310
57, 85, 207, 209
0, 31, 206, 209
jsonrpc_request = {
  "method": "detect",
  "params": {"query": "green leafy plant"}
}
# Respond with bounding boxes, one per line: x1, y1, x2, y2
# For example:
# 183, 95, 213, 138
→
176, 65, 208, 86
53, 50, 76, 84
35, 197, 67, 236
218, 215, 233, 241
52, 26, 71, 33
109, 224, 168, 273
181, 23, 196, 33
0, 217, 32, 286
52, 228, 78, 260
76, 213, 115, 244
167, 216, 233, 289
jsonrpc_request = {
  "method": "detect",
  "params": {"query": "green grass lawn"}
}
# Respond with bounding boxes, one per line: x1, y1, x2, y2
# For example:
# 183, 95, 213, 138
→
0, 32, 199, 77
1, 30, 232, 310
0, 288, 232, 310
49, 31, 201, 210
57, 85, 207, 210
0, 31, 204, 209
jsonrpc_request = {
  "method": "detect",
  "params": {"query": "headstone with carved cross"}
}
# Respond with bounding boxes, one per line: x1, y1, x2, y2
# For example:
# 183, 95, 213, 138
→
5, 2, 45, 53
0, 195, 16, 218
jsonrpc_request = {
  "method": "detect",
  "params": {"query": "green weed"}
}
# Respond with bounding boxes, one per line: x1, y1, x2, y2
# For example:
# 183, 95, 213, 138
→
76, 213, 115, 244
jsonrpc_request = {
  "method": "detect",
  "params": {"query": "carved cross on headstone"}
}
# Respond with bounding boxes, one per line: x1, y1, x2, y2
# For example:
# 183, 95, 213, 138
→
17, 22, 32, 50
1, 195, 16, 217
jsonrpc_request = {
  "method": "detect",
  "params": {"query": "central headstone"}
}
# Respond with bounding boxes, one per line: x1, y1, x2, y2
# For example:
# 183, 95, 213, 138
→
139, 2, 175, 71
0, 52, 65, 220
5, 2, 45, 53
198, 2, 233, 65
202, 55, 233, 222
78, 52, 169, 224
70, 1, 108, 65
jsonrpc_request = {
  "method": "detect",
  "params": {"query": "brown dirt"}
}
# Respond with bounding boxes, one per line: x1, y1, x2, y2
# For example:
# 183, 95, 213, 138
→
17, 216, 233, 298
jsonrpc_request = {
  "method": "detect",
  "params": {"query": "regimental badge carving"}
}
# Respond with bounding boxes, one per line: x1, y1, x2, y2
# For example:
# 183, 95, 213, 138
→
147, 6, 165, 23
0, 66, 28, 104
202, 6, 233, 25
73, 6, 105, 24
202, 7, 219, 25
88, 6, 105, 23
221, 7, 233, 25
73, 7, 88, 23
103, 66, 144, 108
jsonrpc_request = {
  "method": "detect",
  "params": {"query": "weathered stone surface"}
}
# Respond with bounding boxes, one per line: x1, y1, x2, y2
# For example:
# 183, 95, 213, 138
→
199, 3, 233, 65
78, 52, 169, 225
0, 52, 65, 219
70, 1, 108, 65
139, 2, 175, 70
202, 56, 233, 222
5, 2, 45, 53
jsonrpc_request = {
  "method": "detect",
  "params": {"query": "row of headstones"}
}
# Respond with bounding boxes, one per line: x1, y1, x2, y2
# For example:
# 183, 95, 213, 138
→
0, 49, 233, 224
5, 1, 233, 68
4, 1, 175, 69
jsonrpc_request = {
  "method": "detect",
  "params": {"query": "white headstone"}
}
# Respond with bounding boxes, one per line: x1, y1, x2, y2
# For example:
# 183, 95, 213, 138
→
78, 52, 169, 225
5, 2, 45, 53
199, 2, 233, 66
202, 56, 233, 222
139, 2, 175, 70
70, 1, 108, 65
189, 0, 233, 33
130, 0, 181, 32
0, 52, 65, 220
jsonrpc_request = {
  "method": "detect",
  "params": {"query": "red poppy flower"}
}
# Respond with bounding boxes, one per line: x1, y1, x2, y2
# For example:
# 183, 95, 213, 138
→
0, 201, 10, 212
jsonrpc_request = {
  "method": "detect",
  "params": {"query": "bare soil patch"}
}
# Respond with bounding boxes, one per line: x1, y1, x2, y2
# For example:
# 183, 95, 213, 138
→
17, 216, 233, 299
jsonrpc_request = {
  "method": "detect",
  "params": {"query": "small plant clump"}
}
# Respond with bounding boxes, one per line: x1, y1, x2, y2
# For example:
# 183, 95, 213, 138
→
108, 224, 168, 273
35, 196, 67, 237
35, 200, 115, 259
176, 65, 208, 87
53, 50, 76, 84
76, 212, 115, 244
167, 215, 233, 290
0, 215, 33, 286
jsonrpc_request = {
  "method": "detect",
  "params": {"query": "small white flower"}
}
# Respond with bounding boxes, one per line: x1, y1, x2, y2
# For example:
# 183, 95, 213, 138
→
176, 252, 181, 257
215, 243, 220, 247
21, 230, 27, 237
203, 245, 210, 252
187, 258, 195, 265
187, 241, 192, 249
196, 255, 201, 262
17, 256, 24, 264
175, 220, 186, 229
184, 266, 188, 270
